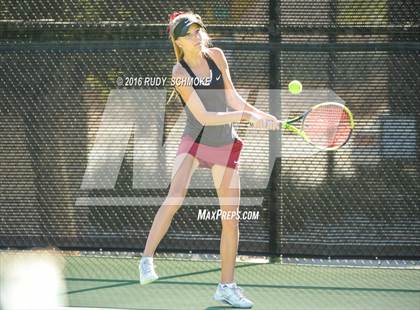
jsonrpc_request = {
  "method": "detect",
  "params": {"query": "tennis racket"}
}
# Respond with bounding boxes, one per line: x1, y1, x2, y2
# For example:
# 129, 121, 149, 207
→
278, 102, 355, 151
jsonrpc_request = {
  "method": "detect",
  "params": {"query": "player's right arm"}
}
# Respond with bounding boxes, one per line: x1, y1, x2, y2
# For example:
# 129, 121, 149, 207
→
173, 64, 264, 127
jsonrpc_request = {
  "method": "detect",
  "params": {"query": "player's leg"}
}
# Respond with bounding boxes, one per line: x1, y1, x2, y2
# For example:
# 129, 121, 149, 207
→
140, 153, 199, 284
212, 164, 240, 283
211, 164, 253, 308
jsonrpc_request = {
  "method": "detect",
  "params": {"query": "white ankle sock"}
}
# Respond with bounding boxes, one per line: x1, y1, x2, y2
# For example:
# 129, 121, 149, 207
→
141, 256, 153, 264
220, 282, 236, 289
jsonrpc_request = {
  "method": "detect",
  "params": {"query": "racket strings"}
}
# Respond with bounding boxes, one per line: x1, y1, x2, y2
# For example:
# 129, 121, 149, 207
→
303, 105, 352, 149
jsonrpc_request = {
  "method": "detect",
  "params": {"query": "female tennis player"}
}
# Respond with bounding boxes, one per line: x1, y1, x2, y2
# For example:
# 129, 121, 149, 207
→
139, 11, 279, 308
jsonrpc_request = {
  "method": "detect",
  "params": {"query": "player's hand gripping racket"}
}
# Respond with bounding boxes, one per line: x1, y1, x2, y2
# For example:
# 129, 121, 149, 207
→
278, 102, 354, 151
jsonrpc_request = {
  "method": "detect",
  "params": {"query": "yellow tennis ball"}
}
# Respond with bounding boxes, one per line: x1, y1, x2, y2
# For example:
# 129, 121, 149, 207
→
288, 80, 302, 95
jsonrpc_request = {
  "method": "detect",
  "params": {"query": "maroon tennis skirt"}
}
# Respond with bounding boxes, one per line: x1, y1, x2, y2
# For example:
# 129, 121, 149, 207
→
176, 135, 244, 169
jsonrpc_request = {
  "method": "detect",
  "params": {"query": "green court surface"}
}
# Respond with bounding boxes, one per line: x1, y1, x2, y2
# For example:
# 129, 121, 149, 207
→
64, 255, 420, 310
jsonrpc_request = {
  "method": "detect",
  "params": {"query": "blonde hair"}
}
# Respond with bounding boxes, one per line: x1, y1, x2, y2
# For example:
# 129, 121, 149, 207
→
166, 12, 211, 104
168, 12, 211, 62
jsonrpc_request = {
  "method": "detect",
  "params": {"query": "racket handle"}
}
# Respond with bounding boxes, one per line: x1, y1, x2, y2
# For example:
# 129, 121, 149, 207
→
277, 120, 290, 130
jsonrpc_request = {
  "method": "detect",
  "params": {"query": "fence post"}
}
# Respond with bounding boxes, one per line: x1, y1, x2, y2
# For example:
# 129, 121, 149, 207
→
268, 0, 281, 257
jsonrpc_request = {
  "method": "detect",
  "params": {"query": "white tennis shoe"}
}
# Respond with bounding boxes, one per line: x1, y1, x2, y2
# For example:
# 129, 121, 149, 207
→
213, 283, 254, 308
139, 257, 159, 285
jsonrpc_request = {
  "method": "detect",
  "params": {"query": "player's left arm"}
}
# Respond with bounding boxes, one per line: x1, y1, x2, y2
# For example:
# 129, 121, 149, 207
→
209, 47, 278, 124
